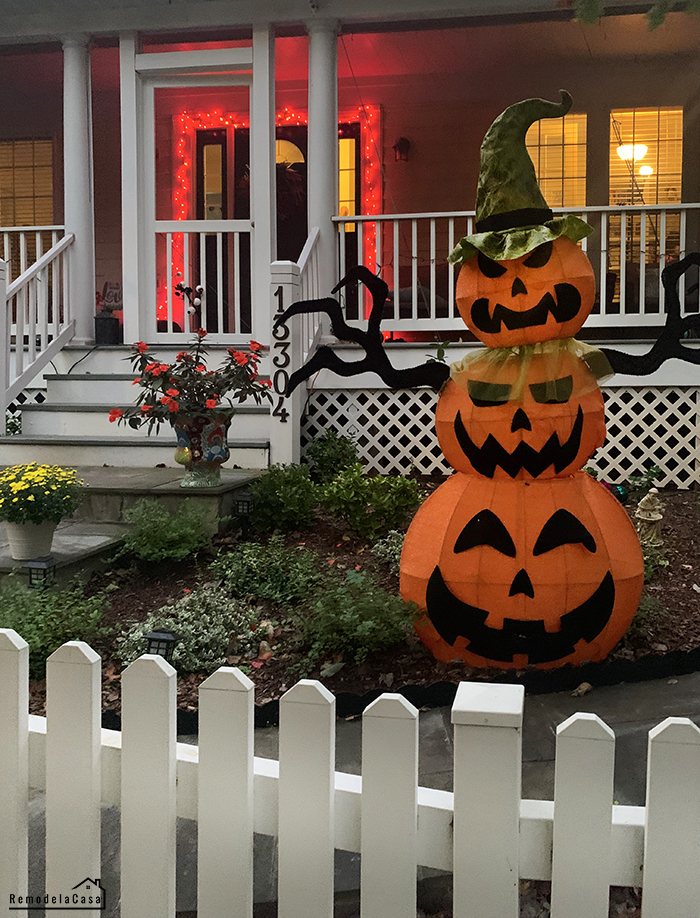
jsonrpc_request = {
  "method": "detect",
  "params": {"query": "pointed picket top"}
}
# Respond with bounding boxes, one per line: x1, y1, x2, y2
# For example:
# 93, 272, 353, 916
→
200, 666, 254, 693
0, 629, 29, 653
123, 653, 177, 679
364, 693, 418, 720
281, 679, 335, 706
649, 716, 700, 745
47, 640, 100, 666
556, 712, 615, 741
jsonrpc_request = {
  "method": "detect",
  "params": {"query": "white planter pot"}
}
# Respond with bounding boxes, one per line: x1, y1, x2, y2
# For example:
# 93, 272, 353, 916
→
4, 520, 57, 561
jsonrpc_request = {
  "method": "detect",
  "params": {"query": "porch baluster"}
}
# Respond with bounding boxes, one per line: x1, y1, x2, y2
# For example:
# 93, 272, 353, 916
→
639, 212, 647, 315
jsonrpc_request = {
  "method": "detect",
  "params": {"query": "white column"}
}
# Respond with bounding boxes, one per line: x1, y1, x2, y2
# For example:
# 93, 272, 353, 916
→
119, 33, 141, 344
62, 36, 96, 345
307, 21, 338, 297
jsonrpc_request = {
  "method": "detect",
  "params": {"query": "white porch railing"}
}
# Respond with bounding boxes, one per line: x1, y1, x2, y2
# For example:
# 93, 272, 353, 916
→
1, 226, 65, 287
156, 221, 252, 336
335, 203, 700, 331
0, 235, 75, 413
3, 634, 700, 916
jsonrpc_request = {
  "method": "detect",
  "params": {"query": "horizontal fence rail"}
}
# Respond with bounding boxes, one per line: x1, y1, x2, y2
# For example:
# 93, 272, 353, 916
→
0, 235, 75, 414
3, 633, 700, 916
334, 203, 700, 331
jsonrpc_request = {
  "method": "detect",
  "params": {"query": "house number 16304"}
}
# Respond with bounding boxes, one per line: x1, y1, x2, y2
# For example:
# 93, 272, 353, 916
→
271, 286, 290, 423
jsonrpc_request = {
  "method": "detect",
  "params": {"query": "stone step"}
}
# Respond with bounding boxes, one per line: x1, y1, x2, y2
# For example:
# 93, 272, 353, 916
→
51, 344, 271, 376
44, 372, 272, 404
20, 403, 270, 438
0, 436, 270, 469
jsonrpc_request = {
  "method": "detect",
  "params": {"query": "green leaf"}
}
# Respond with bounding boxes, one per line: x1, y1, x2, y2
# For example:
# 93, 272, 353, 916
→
647, 0, 671, 28
574, 0, 604, 24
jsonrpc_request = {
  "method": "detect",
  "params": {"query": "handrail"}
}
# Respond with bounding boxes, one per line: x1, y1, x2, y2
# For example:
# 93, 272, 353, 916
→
6, 233, 74, 298
297, 225, 321, 274
332, 202, 700, 223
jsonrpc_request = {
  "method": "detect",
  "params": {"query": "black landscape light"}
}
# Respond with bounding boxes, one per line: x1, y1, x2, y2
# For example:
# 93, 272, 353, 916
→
25, 556, 57, 589
234, 488, 256, 517
144, 630, 179, 663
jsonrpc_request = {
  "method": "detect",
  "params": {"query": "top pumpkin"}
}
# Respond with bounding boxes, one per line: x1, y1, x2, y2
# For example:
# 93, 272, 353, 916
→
449, 92, 594, 347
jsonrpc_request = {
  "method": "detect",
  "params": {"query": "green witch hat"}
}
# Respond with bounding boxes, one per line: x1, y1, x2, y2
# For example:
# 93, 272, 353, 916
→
449, 91, 593, 266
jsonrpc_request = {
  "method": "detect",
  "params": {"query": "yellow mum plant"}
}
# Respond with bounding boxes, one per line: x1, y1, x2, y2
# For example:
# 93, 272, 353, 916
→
0, 463, 84, 524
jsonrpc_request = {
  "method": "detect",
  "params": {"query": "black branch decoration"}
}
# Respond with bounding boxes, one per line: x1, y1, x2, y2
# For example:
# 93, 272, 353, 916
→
273, 265, 451, 395
601, 254, 700, 376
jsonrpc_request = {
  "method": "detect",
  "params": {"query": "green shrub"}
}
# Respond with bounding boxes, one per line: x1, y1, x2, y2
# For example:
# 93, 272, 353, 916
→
626, 464, 661, 499
116, 586, 268, 674
371, 530, 405, 576
643, 542, 669, 582
120, 499, 211, 562
627, 592, 664, 639
306, 430, 359, 484
212, 535, 322, 607
251, 464, 318, 533
294, 569, 417, 671
321, 464, 421, 542
0, 579, 107, 680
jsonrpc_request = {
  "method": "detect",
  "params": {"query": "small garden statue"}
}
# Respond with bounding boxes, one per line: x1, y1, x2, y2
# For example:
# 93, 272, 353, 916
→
635, 488, 664, 547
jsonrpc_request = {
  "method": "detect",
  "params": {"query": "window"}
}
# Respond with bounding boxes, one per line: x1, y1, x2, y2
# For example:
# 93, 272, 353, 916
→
609, 108, 682, 207
525, 113, 587, 208
0, 139, 54, 227
338, 136, 356, 232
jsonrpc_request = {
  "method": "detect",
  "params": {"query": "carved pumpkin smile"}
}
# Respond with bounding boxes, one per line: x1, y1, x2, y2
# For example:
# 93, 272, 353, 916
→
470, 282, 582, 336
426, 566, 614, 664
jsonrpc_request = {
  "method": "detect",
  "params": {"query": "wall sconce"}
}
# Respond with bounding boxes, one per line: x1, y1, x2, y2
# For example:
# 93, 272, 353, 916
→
144, 630, 179, 663
393, 137, 411, 162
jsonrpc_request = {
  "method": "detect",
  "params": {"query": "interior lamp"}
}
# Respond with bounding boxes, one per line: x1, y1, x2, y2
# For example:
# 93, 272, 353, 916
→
616, 144, 648, 162
639, 165, 653, 176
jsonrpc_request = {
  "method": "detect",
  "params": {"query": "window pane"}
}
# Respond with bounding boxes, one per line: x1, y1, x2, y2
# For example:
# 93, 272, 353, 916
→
525, 113, 587, 208
609, 107, 682, 207
0, 140, 54, 227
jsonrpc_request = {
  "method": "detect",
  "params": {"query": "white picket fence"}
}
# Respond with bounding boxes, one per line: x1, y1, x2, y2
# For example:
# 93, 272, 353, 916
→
2, 632, 700, 917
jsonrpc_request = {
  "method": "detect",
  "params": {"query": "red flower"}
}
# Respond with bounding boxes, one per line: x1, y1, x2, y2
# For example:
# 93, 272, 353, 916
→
249, 340, 264, 352
135, 341, 149, 354
109, 408, 123, 423
195, 365, 206, 372
132, 378, 142, 386
168, 400, 180, 412
205, 399, 218, 409
144, 362, 167, 376
197, 327, 207, 338
176, 351, 189, 362
231, 351, 247, 366
140, 405, 151, 413
160, 396, 171, 405
261, 379, 272, 388
166, 389, 179, 397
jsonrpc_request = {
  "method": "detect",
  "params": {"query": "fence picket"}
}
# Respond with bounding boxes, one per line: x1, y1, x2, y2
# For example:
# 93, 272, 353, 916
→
45, 642, 101, 916
0, 630, 29, 906
643, 717, 700, 917
550, 713, 615, 918
452, 682, 524, 918
121, 655, 177, 918
198, 667, 255, 918
278, 680, 335, 918
361, 694, 418, 918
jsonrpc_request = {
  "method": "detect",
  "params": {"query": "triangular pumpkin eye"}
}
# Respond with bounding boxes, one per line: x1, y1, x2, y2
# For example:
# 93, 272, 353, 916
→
522, 241, 553, 268
533, 509, 596, 555
454, 509, 516, 557
477, 251, 507, 279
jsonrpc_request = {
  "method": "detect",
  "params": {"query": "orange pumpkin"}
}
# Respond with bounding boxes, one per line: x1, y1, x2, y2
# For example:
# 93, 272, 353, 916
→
400, 471, 643, 669
455, 237, 595, 348
435, 348, 606, 480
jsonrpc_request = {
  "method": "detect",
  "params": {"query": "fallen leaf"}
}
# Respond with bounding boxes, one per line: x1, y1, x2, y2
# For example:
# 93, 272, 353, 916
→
668, 678, 679, 685
693, 584, 700, 593
379, 672, 395, 687
250, 660, 264, 669
571, 682, 592, 697
652, 643, 668, 652
320, 661, 345, 678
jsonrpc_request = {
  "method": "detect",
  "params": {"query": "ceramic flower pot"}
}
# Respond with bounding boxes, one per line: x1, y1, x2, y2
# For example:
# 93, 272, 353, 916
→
4, 519, 57, 560
173, 414, 231, 488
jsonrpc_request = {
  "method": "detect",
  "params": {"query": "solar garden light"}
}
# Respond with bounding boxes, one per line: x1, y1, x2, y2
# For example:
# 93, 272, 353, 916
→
233, 489, 256, 517
144, 630, 179, 663
25, 556, 57, 589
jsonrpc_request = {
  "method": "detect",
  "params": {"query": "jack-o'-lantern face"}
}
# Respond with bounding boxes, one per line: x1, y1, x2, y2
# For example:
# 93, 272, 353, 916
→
435, 350, 605, 480
456, 237, 595, 348
400, 472, 643, 669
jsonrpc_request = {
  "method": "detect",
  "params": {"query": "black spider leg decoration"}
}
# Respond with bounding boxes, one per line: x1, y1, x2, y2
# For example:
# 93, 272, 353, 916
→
274, 265, 451, 395
601, 253, 700, 375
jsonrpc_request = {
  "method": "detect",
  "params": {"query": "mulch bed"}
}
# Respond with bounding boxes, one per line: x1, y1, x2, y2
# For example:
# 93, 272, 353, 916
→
26, 482, 700, 728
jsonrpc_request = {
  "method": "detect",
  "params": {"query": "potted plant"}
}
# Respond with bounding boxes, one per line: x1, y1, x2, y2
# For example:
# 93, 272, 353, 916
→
110, 328, 272, 487
95, 283, 124, 345
0, 463, 84, 560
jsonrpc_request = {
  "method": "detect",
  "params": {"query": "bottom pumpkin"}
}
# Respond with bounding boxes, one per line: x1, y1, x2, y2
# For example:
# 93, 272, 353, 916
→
400, 471, 644, 670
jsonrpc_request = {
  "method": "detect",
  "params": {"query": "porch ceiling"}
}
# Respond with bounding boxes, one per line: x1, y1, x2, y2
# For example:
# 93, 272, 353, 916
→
0, 0, 669, 45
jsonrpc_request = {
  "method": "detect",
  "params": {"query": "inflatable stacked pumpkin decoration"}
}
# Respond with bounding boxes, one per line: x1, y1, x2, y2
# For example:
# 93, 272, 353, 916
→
278, 92, 700, 671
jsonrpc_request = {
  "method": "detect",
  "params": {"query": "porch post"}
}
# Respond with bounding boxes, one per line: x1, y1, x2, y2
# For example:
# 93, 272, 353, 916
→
307, 21, 339, 298
62, 36, 96, 345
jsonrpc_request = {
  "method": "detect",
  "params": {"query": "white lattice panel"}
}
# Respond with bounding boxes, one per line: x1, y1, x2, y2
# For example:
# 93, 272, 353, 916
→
301, 386, 700, 488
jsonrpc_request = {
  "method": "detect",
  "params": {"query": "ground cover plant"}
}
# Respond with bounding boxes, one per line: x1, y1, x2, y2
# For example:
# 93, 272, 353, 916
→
118, 498, 212, 562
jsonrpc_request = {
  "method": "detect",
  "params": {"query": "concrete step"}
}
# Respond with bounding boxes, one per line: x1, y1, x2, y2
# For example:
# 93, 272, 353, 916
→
51, 344, 271, 376
0, 436, 270, 469
20, 403, 271, 438
44, 373, 272, 404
